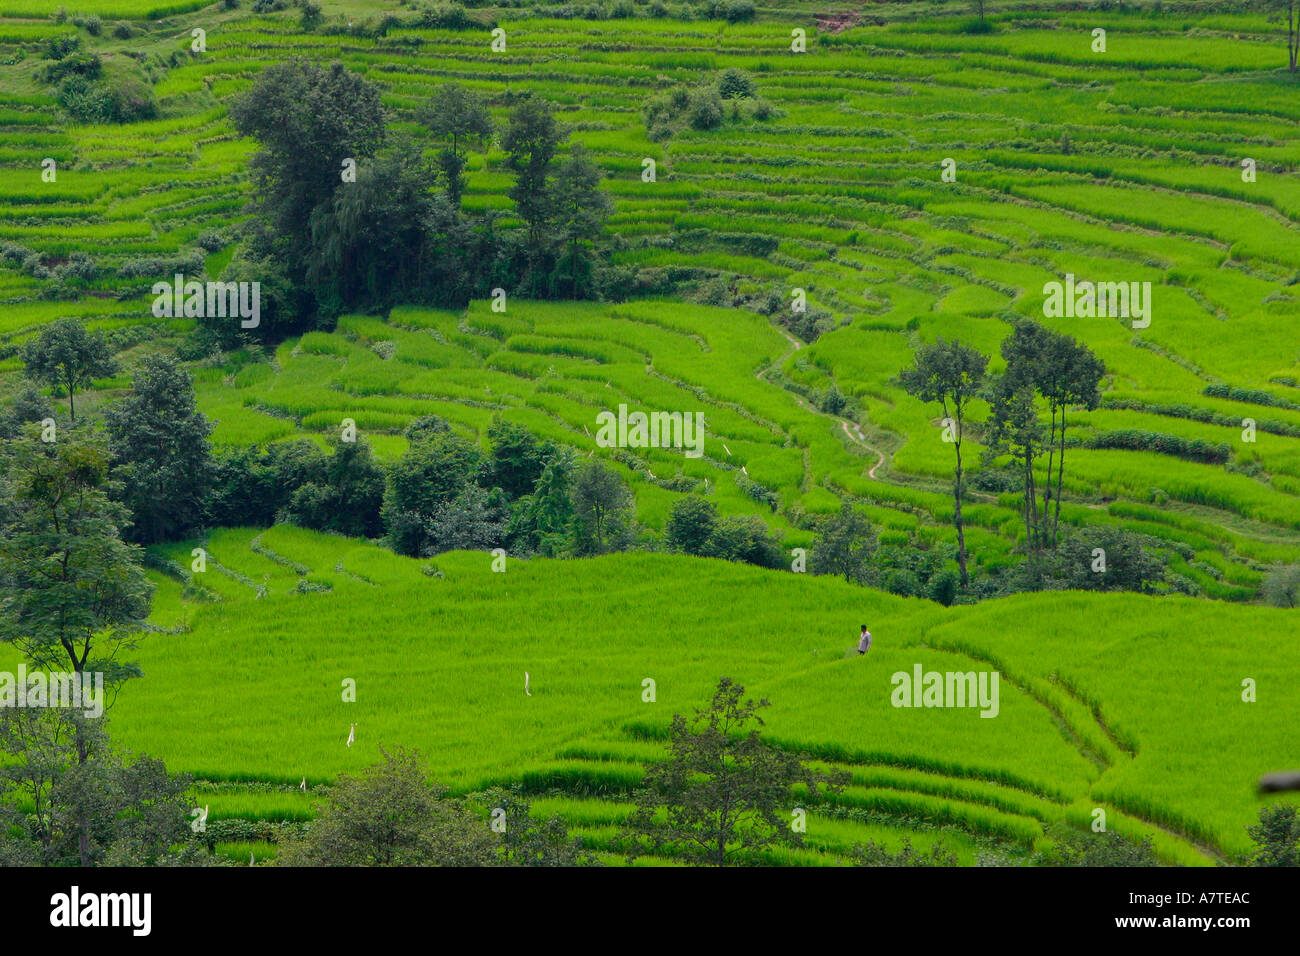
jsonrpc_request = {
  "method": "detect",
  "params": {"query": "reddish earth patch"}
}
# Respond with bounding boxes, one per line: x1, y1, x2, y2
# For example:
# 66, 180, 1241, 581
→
814, 10, 863, 34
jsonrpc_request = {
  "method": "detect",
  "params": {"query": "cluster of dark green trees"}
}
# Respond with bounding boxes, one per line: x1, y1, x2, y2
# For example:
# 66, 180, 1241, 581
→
381, 417, 638, 559
0, 406, 599, 865
888, 320, 1172, 596
10, 318, 798, 575
806, 502, 962, 605
0, 406, 188, 863
10, 312, 1177, 608
198, 62, 611, 352
662, 494, 785, 568
795, 320, 1171, 603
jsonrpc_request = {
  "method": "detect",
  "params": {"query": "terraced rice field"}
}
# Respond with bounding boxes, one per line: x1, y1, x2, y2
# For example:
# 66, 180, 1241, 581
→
0, 523, 1283, 865
5, 8, 1300, 587
1, 3, 1299, 864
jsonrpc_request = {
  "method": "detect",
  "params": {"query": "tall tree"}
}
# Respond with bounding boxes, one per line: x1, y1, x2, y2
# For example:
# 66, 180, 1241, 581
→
550, 144, 611, 298
810, 501, 877, 584
284, 437, 386, 539
0, 429, 153, 864
665, 495, 718, 556
528, 446, 575, 557
426, 484, 508, 554
1044, 334, 1104, 546
0, 711, 205, 866
896, 338, 988, 586
488, 418, 544, 498
502, 97, 563, 278
1019, 324, 1104, 548
21, 318, 115, 424
984, 374, 1045, 554
0, 429, 152, 680
625, 677, 845, 867
105, 353, 214, 544
570, 459, 632, 555
229, 60, 386, 313
419, 83, 492, 209
309, 142, 444, 314
383, 431, 485, 556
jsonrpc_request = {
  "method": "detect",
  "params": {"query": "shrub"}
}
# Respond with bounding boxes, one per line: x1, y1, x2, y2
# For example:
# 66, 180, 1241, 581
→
736, 470, 779, 511
647, 120, 673, 142
56, 75, 114, 122
299, 0, 323, 28
705, 514, 784, 568
1261, 564, 1300, 608
929, 569, 959, 606
883, 568, 923, 598
40, 51, 100, 83
404, 414, 452, 443
58, 73, 157, 123
723, 0, 754, 22
53, 252, 97, 282
1046, 526, 1166, 595
1087, 429, 1229, 465
780, 305, 833, 344
818, 383, 847, 415
118, 249, 205, 279
197, 229, 228, 252
42, 34, 80, 60
1247, 804, 1300, 867
970, 466, 1022, 493
1204, 382, 1300, 412
665, 495, 717, 555
717, 68, 755, 100
687, 90, 723, 131
1036, 827, 1158, 866
419, 2, 477, 28
851, 839, 957, 867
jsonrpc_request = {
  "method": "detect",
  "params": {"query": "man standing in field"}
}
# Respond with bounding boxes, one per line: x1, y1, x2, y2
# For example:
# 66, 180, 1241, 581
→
858, 625, 872, 655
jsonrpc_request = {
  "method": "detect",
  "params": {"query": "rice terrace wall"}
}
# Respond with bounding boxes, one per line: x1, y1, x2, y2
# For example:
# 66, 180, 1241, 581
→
0, 0, 1297, 923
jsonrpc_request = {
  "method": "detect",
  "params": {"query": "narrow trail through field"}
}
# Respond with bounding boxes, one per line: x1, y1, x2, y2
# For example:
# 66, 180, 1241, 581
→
757, 325, 891, 484
841, 419, 885, 479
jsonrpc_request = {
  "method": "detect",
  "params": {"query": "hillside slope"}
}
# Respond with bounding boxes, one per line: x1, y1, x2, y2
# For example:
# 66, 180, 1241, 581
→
2, 525, 1280, 864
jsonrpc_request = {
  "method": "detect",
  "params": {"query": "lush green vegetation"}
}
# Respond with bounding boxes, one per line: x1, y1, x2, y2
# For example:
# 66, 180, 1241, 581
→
1, 525, 1292, 864
1, 0, 1299, 865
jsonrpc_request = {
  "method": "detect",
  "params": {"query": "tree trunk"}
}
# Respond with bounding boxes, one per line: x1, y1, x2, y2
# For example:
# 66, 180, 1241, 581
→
1023, 448, 1036, 552
1291, 4, 1299, 72
1053, 410, 1068, 547
953, 414, 968, 587
74, 717, 91, 866
1041, 404, 1057, 548
571, 239, 579, 300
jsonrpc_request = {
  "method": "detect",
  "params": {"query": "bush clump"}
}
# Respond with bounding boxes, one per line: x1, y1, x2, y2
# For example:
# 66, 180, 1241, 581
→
716, 68, 755, 99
